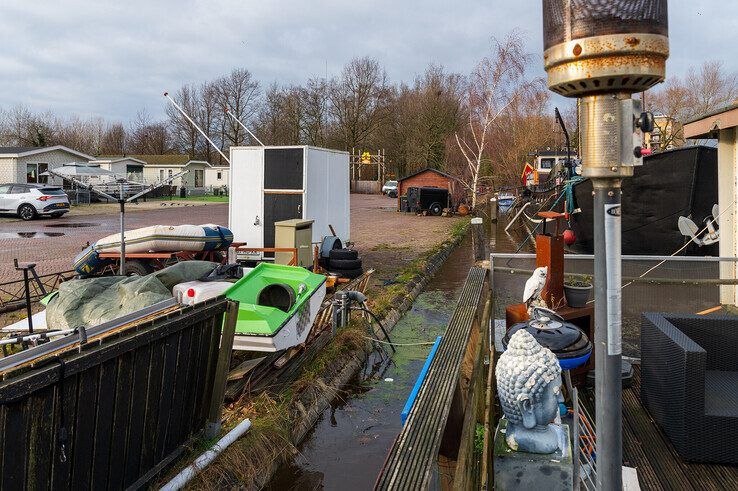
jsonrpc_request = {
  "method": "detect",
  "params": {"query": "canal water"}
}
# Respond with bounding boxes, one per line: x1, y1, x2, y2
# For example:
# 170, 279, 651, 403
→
267, 234, 477, 490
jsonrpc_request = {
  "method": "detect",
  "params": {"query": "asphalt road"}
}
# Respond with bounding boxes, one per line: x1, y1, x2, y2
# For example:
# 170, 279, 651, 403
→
0, 203, 229, 283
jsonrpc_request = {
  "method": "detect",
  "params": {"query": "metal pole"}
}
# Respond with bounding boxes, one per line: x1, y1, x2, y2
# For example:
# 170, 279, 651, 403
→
164, 92, 230, 164
19, 266, 34, 334
119, 182, 126, 276
225, 108, 265, 146
593, 182, 622, 491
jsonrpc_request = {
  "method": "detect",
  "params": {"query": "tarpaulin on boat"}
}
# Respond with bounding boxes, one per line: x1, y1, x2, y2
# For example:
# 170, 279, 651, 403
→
46, 261, 218, 330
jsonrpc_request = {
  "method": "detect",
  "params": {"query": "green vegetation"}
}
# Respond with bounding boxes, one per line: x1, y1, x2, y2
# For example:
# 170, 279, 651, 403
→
370, 216, 471, 317
564, 274, 592, 287
475, 423, 485, 453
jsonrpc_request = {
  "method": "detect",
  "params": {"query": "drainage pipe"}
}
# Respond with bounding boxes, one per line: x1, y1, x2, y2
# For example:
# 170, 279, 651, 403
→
160, 418, 252, 491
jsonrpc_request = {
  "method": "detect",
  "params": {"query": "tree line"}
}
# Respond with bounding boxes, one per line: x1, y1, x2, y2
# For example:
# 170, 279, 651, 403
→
0, 32, 587, 190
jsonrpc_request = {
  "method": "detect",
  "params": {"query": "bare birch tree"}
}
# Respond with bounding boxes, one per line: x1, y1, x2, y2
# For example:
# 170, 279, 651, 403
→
454, 33, 532, 208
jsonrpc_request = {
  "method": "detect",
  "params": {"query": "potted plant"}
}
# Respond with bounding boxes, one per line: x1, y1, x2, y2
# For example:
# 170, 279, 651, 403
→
563, 275, 593, 308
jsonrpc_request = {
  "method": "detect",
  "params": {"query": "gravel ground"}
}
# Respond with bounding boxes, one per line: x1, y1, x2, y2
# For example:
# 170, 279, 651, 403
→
0, 194, 462, 285
0, 202, 229, 283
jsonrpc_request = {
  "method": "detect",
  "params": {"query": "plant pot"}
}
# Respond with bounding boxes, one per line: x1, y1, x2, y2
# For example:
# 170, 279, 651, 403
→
564, 284, 592, 308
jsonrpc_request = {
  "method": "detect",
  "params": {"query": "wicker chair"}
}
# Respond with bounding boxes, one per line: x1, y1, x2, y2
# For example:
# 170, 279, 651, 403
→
641, 313, 738, 463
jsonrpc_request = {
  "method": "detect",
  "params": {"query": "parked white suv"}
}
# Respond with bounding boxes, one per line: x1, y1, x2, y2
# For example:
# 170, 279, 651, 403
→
0, 183, 70, 220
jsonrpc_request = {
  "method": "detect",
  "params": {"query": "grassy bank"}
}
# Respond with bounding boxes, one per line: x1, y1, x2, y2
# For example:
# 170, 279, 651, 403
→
369, 217, 471, 317
161, 216, 472, 489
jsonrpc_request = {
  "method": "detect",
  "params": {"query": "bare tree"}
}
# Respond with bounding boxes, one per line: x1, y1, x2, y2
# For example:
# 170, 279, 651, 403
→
216, 68, 260, 153
648, 60, 737, 149
128, 109, 172, 154
195, 81, 221, 162
100, 123, 127, 155
685, 60, 738, 117
301, 77, 328, 146
167, 84, 201, 158
454, 33, 533, 208
329, 57, 391, 150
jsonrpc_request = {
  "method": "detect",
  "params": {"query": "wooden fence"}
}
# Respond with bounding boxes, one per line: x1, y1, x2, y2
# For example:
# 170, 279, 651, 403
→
0, 298, 229, 490
351, 180, 382, 194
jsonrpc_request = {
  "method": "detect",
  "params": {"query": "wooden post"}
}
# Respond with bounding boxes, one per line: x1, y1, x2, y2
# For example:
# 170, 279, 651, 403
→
471, 217, 486, 261
205, 300, 238, 439
489, 197, 498, 222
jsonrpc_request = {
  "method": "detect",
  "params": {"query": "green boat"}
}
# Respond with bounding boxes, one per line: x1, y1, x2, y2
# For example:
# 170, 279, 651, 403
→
225, 263, 327, 352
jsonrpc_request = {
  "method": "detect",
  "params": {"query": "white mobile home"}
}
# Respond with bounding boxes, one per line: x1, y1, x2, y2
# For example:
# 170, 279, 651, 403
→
0, 146, 94, 185
229, 146, 350, 258
88, 157, 146, 182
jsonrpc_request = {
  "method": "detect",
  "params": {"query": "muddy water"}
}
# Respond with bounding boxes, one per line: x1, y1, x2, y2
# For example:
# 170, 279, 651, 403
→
267, 235, 476, 490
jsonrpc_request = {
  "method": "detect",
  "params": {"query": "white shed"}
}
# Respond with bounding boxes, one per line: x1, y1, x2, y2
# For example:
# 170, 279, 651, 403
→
229, 146, 350, 258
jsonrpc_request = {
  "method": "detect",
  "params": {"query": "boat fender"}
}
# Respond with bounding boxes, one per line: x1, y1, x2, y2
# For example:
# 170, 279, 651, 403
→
257, 283, 296, 312
563, 229, 576, 246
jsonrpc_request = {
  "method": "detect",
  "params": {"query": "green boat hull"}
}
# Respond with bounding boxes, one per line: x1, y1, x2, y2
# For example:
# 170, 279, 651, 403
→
225, 263, 326, 351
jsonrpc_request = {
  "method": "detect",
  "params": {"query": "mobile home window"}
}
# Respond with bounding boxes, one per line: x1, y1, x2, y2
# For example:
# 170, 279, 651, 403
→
26, 163, 49, 183
217, 171, 222, 180
168, 170, 173, 177
160, 169, 165, 181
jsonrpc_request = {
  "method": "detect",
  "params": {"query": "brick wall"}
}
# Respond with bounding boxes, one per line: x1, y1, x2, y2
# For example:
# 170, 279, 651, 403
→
397, 170, 455, 210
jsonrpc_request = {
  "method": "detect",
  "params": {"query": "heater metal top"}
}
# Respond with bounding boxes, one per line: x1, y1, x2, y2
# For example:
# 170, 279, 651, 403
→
543, 0, 669, 97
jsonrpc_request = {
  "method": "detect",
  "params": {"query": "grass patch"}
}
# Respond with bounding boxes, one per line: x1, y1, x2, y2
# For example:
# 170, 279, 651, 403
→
182, 392, 293, 489
369, 216, 471, 317
371, 242, 411, 252
292, 325, 367, 394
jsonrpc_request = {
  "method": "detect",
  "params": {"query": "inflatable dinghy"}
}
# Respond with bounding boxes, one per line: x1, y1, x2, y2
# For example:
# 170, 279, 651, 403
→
225, 263, 326, 352
74, 224, 233, 274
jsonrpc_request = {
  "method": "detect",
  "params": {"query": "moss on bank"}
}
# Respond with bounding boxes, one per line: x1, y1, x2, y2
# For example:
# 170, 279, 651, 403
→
369, 217, 471, 317
164, 216, 472, 489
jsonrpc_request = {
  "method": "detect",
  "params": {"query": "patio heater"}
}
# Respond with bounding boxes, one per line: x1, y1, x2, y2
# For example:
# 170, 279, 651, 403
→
541, 1, 669, 489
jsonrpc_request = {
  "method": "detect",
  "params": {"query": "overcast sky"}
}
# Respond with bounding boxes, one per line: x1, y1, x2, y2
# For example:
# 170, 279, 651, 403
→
0, 0, 732, 122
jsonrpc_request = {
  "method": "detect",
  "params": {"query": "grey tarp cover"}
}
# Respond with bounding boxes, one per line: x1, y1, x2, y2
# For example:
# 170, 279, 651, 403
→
46, 261, 218, 330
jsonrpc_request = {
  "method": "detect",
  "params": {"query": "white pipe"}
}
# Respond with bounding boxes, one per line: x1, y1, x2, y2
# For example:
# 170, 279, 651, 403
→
164, 92, 231, 164
225, 108, 265, 146
160, 418, 252, 491
505, 201, 530, 232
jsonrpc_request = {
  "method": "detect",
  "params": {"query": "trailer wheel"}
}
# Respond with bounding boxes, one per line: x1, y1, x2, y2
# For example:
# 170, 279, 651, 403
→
329, 248, 358, 260
125, 260, 152, 276
329, 258, 362, 270
429, 202, 443, 216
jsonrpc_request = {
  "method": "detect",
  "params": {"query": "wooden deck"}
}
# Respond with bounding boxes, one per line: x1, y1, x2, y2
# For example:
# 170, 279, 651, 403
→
581, 364, 738, 490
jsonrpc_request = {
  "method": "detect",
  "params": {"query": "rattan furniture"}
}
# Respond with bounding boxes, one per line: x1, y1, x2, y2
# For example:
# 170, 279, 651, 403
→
641, 313, 738, 463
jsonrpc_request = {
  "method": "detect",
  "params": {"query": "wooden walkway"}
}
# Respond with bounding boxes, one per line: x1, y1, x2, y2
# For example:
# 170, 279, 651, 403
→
375, 267, 487, 490
581, 365, 738, 490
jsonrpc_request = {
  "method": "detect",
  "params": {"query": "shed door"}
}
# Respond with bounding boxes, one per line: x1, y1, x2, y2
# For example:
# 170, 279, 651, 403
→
264, 148, 303, 190
263, 193, 303, 256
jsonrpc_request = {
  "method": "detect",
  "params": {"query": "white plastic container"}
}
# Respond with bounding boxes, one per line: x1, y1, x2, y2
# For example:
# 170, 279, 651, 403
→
173, 281, 232, 306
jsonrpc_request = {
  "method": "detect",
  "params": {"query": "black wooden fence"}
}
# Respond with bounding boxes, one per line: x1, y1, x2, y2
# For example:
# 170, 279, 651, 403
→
0, 298, 229, 490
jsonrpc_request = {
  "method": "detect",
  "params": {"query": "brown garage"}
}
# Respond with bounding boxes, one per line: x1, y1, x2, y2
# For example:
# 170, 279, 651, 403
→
397, 168, 456, 211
